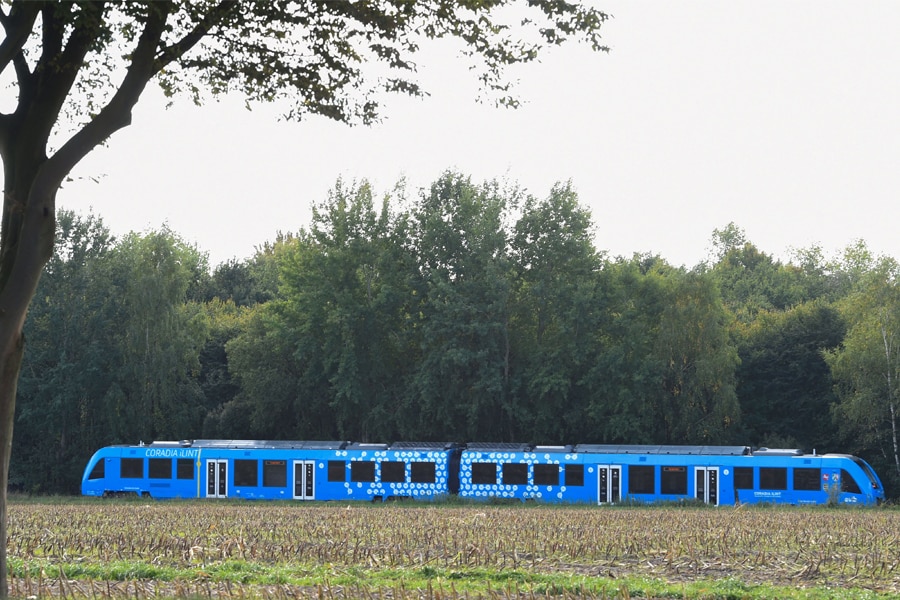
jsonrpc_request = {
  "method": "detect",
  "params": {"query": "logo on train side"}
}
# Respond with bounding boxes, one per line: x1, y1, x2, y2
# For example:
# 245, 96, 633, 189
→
144, 448, 200, 458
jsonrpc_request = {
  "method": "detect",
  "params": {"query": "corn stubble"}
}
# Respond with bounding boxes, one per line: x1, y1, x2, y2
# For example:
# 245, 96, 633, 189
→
7, 502, 900, 598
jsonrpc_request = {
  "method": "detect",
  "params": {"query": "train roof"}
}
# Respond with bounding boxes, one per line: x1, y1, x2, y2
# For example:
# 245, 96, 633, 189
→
532, 444, 575, 453
463, 443, 574, 453
573, 444, 752, 456
134, 441, 815, 458
750, 448, 805, 456
345, 442, 389, 451
142, 440, 462, 452
389, 442, 461, 450
171, 440, 351, 450
465, 443, 533, 452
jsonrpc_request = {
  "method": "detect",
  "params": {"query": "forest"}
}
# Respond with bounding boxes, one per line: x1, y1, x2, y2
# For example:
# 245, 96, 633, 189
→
13, 172, 900, 498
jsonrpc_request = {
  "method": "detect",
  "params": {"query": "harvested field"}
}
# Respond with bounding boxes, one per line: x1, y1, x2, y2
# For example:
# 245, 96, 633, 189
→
7, 500, 900, 599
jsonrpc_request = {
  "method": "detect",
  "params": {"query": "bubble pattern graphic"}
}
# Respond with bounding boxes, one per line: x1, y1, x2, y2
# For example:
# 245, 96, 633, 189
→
324, 449, 449, 498
458, 451, 581, 500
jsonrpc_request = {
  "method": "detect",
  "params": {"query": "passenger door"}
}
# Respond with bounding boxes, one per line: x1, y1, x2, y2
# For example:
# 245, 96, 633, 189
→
293, 460, 315, 500
597, 465, 622, 504
206, 459, 228, 498
694, 466, 719, 505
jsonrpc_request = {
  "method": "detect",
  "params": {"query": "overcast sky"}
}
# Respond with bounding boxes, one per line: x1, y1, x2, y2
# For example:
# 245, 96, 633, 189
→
50, 1, 900, 268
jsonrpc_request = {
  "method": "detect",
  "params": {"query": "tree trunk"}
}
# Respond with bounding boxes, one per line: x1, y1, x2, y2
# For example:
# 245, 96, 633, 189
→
891, 402, 900, 477
881, 323, 900, 476
0, 336, 24, 597
0, 5, 211, 596
0, 167, 57, 596
0, 280, 48, 597
0, 296, 48, 600
0, 56, 158, 598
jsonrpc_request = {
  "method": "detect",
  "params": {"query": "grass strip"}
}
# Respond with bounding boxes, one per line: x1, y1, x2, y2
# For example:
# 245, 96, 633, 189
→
7, 557, 896, 600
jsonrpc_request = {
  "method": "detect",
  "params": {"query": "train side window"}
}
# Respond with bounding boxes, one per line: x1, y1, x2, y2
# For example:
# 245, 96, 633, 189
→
234, 459, 259, 487
149, 458, 171, 479
533, 464, 560, 486
734, 467, 753, 489
381, 461, 406, 483
759, 467, 787, 490
564, 464, 584, 487
840, 469, 861, 494
471, 462, 497, 485
660, 466, 687, 495
410, 461, 436, 483
121, 458, 144, 479
177, 459, 195, 480
502, 463, 528, 485
263, 460, 287, 487
89, 460, 106, 481
793, 468, 820, 491
350, 461, 376, 483
328, 461, 346, 482
628, 465, 655, 494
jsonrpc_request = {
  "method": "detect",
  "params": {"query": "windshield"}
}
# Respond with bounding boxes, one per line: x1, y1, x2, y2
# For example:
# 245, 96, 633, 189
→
852, 457, 882, 490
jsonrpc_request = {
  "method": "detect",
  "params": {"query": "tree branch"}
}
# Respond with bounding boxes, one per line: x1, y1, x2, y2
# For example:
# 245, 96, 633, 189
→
156, 1, 237, 72
43, 2, 172, 186
15, 3, 107, 154
0, 2, 40, 81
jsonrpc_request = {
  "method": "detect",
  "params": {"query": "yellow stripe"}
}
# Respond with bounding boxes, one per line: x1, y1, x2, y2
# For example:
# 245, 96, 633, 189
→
196, 449, 202, 498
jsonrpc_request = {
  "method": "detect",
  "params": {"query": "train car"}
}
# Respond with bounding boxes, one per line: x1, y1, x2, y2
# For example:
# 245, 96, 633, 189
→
458, 443, 588, 502
457, 444, 885, 506
82, 440, 885, 506
572, 444, 754, 506
729, 448, 885, 506
457, 443, 747, 504
81, 440, 460, 501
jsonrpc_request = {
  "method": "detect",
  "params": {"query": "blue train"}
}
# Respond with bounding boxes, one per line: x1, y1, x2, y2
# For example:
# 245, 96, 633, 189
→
81, 440, 886, 506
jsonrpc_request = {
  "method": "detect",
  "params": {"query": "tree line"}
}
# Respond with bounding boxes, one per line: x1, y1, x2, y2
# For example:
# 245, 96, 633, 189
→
14, 172, 900, 497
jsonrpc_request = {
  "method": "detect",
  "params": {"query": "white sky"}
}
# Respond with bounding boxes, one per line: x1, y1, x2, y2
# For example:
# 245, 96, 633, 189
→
51, 2, 900, 268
